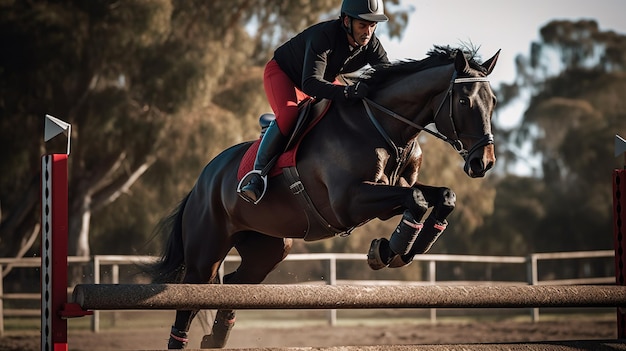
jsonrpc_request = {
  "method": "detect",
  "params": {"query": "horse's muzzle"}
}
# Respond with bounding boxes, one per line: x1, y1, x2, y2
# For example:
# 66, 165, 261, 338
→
463, 135, 495, 178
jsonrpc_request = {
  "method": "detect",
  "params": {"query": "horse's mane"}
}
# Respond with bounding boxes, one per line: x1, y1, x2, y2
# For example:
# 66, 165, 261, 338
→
360, 45, 487, 89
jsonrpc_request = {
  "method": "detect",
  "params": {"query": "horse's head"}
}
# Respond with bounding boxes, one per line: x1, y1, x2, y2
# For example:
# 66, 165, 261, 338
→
432, 49, 500, 178
359, 47, 500, 178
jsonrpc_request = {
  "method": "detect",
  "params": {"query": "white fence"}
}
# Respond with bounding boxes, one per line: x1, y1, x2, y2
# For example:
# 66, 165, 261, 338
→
0, 250, 616, 334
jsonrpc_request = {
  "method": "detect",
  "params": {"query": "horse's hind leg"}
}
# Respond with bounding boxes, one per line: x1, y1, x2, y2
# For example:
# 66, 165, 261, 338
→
168, 229, 233, 349
169, 274, 224, 349
201, 231, 293, 348
228, 231, 293, 285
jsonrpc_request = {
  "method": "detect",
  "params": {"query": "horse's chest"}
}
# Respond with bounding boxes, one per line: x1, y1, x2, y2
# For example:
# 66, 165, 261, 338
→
372, 143, 421, 187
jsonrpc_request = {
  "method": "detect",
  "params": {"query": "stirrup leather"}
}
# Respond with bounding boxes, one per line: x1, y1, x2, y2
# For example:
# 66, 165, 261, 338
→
236, 170, 268, 204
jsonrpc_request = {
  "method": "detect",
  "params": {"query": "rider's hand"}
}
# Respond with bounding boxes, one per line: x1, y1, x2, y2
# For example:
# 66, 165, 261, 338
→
343, 81, 369, 100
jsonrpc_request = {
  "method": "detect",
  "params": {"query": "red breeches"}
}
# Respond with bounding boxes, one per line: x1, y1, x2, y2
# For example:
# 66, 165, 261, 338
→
263, 59, 309, 135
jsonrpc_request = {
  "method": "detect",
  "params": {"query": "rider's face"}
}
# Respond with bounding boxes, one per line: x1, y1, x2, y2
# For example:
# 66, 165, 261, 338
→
346, 18, 377, 47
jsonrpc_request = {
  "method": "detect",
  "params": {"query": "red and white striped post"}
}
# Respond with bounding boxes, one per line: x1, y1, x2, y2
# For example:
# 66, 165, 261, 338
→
40, 115, 90, 351
614, 134, 626, 339
41, 154, 68, 351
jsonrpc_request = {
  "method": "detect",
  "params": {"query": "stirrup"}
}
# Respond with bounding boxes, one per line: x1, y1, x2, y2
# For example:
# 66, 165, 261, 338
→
236, 170, 268, 204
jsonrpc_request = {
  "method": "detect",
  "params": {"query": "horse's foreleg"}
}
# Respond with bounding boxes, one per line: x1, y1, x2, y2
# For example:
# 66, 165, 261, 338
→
368, 208, 427, 270
412, 185, 455, 253
355, 183, 455, 270
388, 185, 456, 267
346, 183, 430, 270
418, 185, 456, 222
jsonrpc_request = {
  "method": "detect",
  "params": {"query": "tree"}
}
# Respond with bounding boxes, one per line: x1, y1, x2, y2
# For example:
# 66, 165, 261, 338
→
490, 20, 626, 253
0, 0, 410, 264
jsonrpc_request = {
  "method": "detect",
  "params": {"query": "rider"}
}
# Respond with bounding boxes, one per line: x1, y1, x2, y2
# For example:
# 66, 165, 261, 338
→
237, 0, 390, 204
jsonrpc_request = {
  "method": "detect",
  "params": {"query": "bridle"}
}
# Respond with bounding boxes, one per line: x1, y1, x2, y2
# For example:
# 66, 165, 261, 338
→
362, 71, 494, 162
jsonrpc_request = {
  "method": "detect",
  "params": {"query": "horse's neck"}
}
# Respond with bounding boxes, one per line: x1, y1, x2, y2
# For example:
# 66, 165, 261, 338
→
371, 64, 454, 144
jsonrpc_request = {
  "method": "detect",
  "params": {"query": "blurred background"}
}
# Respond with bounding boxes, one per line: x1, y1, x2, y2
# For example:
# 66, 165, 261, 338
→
0, 0, 625, 298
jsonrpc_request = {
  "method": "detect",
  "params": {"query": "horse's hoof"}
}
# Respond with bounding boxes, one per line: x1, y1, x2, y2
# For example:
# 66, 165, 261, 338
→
167, 339, 187, 349
200, 325, 233, 349
388, 254, 413, 268
367, 238, 390, 270
200, 310, 235, 348
201, 334, 224, 349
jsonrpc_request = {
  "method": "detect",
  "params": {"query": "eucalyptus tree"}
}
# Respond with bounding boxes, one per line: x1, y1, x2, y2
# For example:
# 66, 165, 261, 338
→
0, 0, 409, 261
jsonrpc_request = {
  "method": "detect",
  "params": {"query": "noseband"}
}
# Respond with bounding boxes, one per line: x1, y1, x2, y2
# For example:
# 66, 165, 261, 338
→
432, 73, 494, 159
362, 72, 493, 161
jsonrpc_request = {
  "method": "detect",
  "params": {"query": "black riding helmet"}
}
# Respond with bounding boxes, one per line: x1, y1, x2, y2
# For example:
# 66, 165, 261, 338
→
340, 0, 388, 45
341, 0, 389, 24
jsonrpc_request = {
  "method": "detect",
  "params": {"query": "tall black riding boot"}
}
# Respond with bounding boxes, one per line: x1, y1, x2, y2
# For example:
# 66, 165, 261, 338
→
238, 120, 287, 204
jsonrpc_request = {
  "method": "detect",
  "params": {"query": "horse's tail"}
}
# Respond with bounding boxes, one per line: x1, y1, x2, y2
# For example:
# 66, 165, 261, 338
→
147, 192, 191, 283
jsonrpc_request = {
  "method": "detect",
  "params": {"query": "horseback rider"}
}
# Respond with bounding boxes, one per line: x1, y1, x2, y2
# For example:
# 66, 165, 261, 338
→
237, 0, 391, 204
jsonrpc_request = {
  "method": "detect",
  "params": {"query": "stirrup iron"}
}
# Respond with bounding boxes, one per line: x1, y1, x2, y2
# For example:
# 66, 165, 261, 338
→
237, 170, 268, 204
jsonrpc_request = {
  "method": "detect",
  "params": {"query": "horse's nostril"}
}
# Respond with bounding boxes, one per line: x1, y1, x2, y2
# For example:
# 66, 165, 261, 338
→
466, 157, 495, 178
470, 158, 484, 172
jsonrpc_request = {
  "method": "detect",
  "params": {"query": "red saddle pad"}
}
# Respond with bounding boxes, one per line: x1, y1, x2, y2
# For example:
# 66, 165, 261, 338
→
237, 100, 332, 180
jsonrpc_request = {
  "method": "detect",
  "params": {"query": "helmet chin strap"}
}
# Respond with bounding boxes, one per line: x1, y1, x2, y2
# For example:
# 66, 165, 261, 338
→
342, 15, 362, 48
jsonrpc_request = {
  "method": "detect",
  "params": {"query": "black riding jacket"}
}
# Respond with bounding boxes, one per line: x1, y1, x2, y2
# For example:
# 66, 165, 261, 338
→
273, 19, 389, 101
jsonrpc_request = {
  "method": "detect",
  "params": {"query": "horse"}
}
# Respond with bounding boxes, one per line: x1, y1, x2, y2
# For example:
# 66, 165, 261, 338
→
149, 46, 500, 349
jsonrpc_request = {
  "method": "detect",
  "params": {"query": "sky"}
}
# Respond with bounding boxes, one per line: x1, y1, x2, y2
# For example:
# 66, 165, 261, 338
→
378, 0, 626, 126
376, 0, 626, 174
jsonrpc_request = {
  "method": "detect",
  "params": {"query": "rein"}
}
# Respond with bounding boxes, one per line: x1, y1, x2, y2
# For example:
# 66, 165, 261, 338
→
362, 73, 493, 161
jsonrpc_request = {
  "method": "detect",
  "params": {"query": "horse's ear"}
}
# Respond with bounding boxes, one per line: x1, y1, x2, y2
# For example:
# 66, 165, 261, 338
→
481, 49, 501, 76
454, 50, 470, 74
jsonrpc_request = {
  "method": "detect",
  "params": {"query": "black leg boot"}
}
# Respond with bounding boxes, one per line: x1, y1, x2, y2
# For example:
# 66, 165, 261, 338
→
368, 210, 423, 270
388, 217, 448, 268
238, 120, 287, 204
167, 326, 189, 349
200, 309, 236, 348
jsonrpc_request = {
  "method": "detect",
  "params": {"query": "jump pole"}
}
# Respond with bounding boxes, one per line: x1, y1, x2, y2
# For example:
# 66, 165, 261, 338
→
71, 283, 626, 310
40, 129, 626, 348
614, 134, 626, 338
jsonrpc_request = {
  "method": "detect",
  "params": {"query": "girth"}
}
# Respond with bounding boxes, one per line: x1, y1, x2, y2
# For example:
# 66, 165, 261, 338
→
282, 166, 352, 241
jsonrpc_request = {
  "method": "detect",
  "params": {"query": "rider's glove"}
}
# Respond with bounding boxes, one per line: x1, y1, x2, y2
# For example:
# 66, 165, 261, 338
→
343, 81, 369, 100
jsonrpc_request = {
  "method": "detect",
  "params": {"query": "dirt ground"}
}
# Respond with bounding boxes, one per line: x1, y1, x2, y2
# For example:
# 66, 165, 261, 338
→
0, 319, 619, 351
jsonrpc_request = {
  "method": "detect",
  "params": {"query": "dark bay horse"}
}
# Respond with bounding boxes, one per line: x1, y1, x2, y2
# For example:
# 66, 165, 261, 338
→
150, 46, 500, 349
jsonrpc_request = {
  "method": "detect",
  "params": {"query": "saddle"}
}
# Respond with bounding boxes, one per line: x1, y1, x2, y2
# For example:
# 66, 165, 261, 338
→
237, 98, 331, 180
237, 98, 347, 241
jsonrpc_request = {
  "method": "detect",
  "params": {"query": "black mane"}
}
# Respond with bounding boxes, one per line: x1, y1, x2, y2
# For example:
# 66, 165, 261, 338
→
361, 45, 486, 89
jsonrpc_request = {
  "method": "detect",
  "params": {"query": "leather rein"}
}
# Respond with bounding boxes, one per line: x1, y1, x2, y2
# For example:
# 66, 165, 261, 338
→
362, 72, 493, 162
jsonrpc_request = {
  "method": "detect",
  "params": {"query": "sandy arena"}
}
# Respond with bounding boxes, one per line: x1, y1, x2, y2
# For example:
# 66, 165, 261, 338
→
0, 318, 619, 350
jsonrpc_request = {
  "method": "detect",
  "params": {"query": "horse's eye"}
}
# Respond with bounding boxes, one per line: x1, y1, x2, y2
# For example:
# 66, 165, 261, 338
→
459, 98, 469, 106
